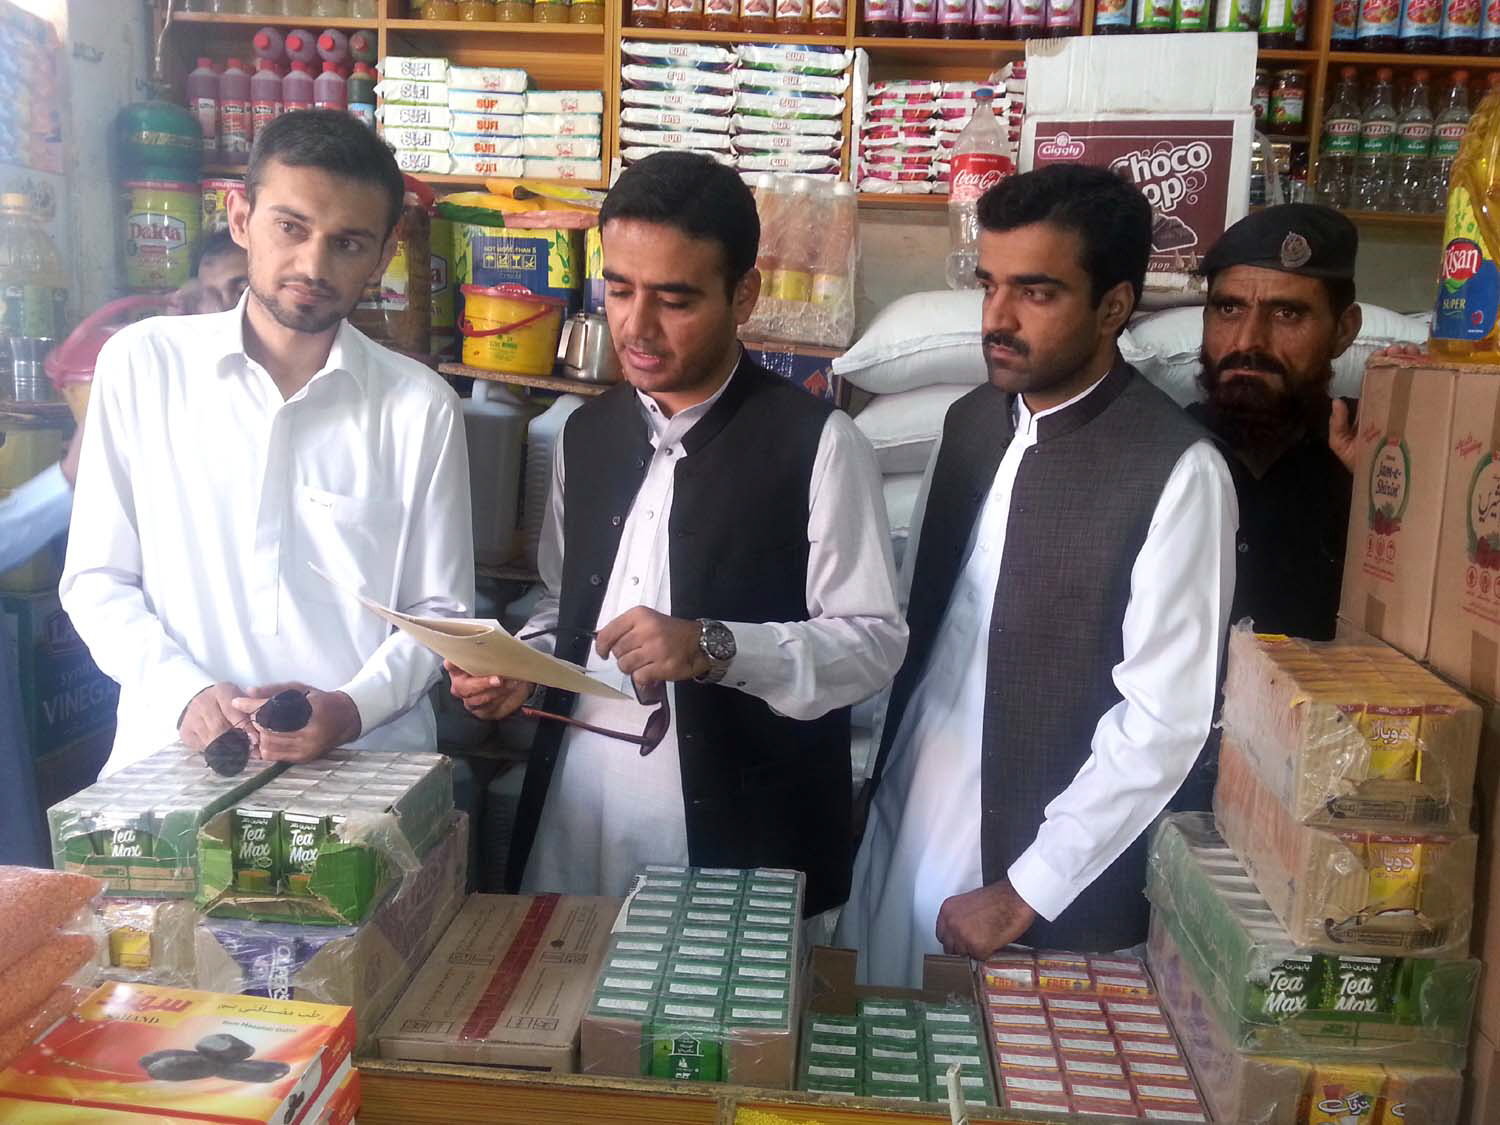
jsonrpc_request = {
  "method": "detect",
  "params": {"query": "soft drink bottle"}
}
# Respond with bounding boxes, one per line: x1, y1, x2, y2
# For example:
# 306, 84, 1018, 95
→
1316, 66, 1361, 207
946, 89, 1012, 290
903, 0, 939, 33
771, 177, 815, 303
283, 29, 319, 65
1357, 0, 1400, 49
348, 61, 377, 128
1391, 70, 1435, 212
812, 182, 856, 309
314, 60, 347, 111
250, 59, 282, 140
1430, 70, 1500, 359
1353, 67, 1397, 211
939, 0, 974, 35
218, 59, 252, 161
251, 27, 285, 66
975, 0, 1010, 32
1426, 71, 1474, 211
1046, 0, 1082, 33
283, 60, 316, 112
186, 57, 219, 159
864, 0, 901, 30
1444, 0, 1484, 52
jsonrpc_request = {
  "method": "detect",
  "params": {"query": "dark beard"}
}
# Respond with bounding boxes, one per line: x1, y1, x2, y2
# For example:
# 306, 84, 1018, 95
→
249, 278, 355, 336
1196, 347, 1332, 454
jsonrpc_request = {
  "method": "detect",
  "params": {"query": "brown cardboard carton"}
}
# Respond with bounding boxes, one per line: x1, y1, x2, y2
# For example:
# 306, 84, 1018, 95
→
1213, 736, 1478, 957
1470, 705, 1500, 1042
1430, 366, 1500, 702
1221, 627, 1480, 829
377, 891, 620, 1070
1340, 358, 1460, 663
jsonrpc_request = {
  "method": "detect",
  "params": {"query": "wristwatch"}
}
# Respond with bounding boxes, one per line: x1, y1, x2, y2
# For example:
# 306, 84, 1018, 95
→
695, 619, 736, 685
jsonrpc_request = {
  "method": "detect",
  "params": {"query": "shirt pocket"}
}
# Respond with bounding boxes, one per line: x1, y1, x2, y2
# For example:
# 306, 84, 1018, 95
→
291, 483, 404, 606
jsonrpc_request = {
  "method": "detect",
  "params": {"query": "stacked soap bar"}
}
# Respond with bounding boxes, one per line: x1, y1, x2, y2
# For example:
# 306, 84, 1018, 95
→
799, 997, 995, 1108
581, 865, 803, 1088
979, 948, 1209, 1120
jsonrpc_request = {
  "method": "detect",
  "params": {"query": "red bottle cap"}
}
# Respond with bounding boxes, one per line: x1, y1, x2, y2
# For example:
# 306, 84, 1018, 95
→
323, 60, 339, 72
197, 56, 214, 68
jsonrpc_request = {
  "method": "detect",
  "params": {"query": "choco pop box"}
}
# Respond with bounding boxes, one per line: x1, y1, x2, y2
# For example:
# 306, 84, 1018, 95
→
0, 982, 354, 1125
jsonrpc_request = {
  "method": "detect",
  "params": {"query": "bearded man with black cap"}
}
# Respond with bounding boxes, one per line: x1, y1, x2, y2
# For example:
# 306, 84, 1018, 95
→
1190, 203, 1363, 642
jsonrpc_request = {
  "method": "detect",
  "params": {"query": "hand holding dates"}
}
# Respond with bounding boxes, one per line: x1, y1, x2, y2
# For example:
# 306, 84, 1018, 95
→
233, 683, 361, 765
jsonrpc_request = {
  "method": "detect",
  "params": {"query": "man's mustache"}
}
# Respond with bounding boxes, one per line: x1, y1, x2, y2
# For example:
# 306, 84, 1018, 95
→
1213, 350, 1288, 382
983, 331, 1030, 358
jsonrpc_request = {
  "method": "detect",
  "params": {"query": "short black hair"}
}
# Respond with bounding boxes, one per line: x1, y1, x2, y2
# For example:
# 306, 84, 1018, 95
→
246, 109, 405, 236
193, 228, 243, 276
598, 152, 759, 294
977, 164, 1152, 309
1323, 277, 1357, 317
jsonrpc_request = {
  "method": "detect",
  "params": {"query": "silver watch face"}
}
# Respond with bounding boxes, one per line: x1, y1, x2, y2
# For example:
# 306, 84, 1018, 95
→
701, 621, 736, 662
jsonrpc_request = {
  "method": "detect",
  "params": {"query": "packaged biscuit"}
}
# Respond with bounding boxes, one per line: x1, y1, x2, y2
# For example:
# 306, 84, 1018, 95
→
446, 65, 527, 93
447, 89, 526, 115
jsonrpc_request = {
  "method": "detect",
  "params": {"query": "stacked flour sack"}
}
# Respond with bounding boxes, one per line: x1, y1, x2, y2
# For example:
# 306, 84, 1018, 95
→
523, 88, 604, 183
732, 44, 850, 183
620, 40, 737, 169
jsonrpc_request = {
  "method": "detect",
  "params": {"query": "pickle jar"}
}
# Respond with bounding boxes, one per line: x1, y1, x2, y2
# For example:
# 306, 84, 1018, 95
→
535, 0, 570, 19
496, 0, 535, 16
1269, 69, 1306, 133
458, 0, 498, 15
243, 0, 280, 12
417, 0, 461, 13
350, 0, 379, 13
571, 0, 604, 19
309, 0, 351, 13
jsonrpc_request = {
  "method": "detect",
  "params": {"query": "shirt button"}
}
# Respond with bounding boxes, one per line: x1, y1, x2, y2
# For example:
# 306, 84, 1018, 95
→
636, 457, 646, 469
610, 515, 623, 527
665, 447, 676, 456
1238, 543, 1250, 554
589, 574, 602, 587
646, 510, 655, 520
630, 576, 640, 586
736, 681, 747, 688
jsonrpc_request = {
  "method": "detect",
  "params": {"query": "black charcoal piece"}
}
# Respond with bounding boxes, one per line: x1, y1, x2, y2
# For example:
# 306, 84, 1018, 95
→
140, 1049, 217, 1081
217, 1057, 292, 1083
256, 690, 312, 733
195, 1033, 254, 1064
205, 727, 252, 776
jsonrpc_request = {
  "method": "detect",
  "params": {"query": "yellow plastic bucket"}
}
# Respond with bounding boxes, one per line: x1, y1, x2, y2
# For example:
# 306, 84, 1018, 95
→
459, 283, 565, 376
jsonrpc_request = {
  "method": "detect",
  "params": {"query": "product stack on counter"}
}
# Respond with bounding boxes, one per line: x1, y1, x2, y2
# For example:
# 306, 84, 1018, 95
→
580, 866, 805, 1086
379, 58, 603, 182
0, 868, 103, 1069
978, 946, 1211, 1118
621, 41, 739, 168
1145, 626, 1482, 1124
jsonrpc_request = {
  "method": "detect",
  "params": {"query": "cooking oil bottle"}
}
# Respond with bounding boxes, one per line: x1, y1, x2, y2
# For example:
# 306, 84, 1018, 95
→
1430, 78, 1500, 361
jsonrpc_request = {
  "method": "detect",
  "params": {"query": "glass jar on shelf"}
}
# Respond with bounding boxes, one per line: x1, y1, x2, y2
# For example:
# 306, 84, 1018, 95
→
206, 0, 246, 12
458, 0, 498, 16
417, 0, 461, 14
571, 0, 604, 18
310, 0, 351, 14
1269, 69, 1306, 135
496, 0, 535, 17
279, 0, 314, 15
243, 0, 280, 12
350, 0, 380, 14
534, 0, 570, 18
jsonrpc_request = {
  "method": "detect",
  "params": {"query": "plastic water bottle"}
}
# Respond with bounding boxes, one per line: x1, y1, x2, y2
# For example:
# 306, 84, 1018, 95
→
1352, 67, 1396, 211
945, 88, 1012, 290
1426, 70, 1473, 212
1390, 70, 1434, 214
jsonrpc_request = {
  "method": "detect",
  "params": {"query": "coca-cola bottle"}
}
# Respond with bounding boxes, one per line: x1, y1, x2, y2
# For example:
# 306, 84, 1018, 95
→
946, 89, 1013, 290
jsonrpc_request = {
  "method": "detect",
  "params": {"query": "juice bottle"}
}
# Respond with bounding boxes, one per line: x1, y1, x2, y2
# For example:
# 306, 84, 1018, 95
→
283, 60, 316, 112
283, 29, 319, 65
317, 30, 350, 67
1094, 0, 1132, 27
705, 0, 740, 28
1444, 0, 1483, 54
252, 27, 285, 66
776, 0, 811, 31
771, 178, 815, 302
1046, 0, 1081, 32
667, 0, 704, 27
186, 57, 219, 160
348, 62, 377, 128
812, 182, 855, 308
864, 0, 902, 31
348, 31, 377, 64
314, 60, 348, 111
811, 0, 847, 33
1357, 0, 1400, 50
902, 0, 938, 33
938, 0, 974, 35
218, 59, 252, 161
1011, 0, 1046, 34
631, 0, 667, 25
742, 0, 777, 30
1331, 0, 1357, 42
250, 59, 283, 140
1430, 73, 1500, 359
975, 0, 1010, 32
1400, 0, 1442, 50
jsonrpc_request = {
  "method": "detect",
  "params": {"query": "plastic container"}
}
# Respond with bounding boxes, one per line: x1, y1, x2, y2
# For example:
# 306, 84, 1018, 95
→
939, 0, 974, 35
347, 30, 377, 62
283, 28, 319, 64
464, 383, 532, 568
1426, 71, 1473, 211
250, 60, 283, 141
186, 58, 219, 160
1356, 0, 1399, 50
1045, 0, 1080, 34
1010, 0, 1046, 36
975, 0, 1009, 34
1258, 0, 1295, 46
120, 181, 200, 293
317, 29, 349, 66
218, 59, 252, 162
947, 89, 1011, 289
459, 284, 567, 375
1353, 66, 1396, 210
283, 60, 316, 112
902, 0, 938, 33
348, 62, 376, 128
1391, 70, 1434, 213
1400, 0, 1442, 52
314, 60, 348, 111
1444, 0, 1482, 55
0, 193, 67, 358
864, 0, 902, 32
252, 27, 285, 65
1429, 74, 1500, 359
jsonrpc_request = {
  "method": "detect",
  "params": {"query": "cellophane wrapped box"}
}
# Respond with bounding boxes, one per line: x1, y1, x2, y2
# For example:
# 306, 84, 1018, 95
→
1221, 626, 1481, 828
1146, 814, 1478, 1067
97, 898, 199, 987
0, 982, 355, 1125
49, 745, 283, 898
580, 866, 805, 1088
1214, 735, 1477, 956
1149, 916, 1462, 1125
196, 813, 467, 1054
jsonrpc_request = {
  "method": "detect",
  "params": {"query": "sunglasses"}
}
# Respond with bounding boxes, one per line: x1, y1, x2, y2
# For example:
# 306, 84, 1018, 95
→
517, 625, 671, 756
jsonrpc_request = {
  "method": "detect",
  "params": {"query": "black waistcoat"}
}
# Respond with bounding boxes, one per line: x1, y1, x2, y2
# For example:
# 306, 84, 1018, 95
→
872, 361, 1212, 950
506, 361, 853, 915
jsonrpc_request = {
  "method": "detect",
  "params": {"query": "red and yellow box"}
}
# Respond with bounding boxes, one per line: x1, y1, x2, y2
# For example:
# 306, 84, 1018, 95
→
0, 983, 354, 1124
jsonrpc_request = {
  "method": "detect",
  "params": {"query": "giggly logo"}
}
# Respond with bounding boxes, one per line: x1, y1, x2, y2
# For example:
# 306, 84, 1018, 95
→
1038, 132, 1086, 160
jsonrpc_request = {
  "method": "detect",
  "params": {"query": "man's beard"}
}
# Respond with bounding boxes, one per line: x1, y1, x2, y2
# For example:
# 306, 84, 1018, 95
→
250, 277, 355, 335
1197, 347, 1332, 453
984, 328, 1098, 396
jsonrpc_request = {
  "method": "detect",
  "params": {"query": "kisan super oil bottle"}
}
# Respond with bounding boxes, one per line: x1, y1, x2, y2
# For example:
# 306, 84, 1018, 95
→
1431, 77, 1500, 361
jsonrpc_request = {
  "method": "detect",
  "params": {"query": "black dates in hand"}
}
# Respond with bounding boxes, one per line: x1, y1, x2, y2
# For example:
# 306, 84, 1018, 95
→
255, 689, 312, 733
204, 727, 252, 777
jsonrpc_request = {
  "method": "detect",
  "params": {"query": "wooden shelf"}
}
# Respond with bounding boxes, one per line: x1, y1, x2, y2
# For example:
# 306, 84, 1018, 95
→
385, 18, 604, 36
439, 362, 612, 396
853, 34, 1027, 53
621, 25, 848, 47
1258, 47, 1319, 61
168, 12, 376, 31
201, 162, 604, 192
1328, 49, 1500, 67
1346, 209, 1445, 226
857, 192, 947, 208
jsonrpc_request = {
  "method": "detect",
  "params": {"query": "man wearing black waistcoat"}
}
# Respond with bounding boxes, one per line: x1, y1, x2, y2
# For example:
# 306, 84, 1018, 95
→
447, 153, 906, 916
839, 165, 1238, 983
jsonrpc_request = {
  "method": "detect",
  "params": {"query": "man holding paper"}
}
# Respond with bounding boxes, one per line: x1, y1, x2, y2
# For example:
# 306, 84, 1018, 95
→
446, 153, 906, 915
61, 110, 473, 775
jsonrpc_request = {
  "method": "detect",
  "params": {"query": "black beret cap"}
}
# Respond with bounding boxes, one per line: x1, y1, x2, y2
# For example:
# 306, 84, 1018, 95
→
1200, 203, 1358, 282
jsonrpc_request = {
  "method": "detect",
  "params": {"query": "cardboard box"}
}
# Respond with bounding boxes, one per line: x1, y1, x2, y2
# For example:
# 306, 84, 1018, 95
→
1470, 704, 1500, 1043
1220, 627, 1481, 829
197, 813, 467, 1053
379, 891, 619, 1071
1146, 814, 1478, 1067
1466, 1025, 1500, 1125
0, 982, 354, 1125
1430, 365, 1500, 702
1340, 359, 1459, 663
1214, 736, 1478, 957
2, 590, 119, 759
1149, 918, 1464, 1125
740, 338, 846, 406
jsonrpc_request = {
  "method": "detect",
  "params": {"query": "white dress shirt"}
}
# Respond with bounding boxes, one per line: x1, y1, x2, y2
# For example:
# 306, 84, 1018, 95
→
521, 361, 907, 899
838, 374, 1237, 986
0, 462, 72, 574
60, 300, 475, 775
